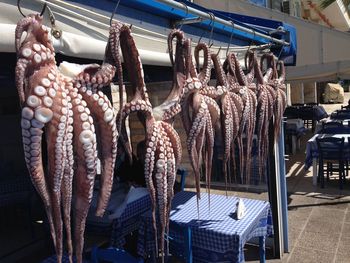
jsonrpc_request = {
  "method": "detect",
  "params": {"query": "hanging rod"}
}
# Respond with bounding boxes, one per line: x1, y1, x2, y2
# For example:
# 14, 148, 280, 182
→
29, 0, 277, 57
154, 0, 290, 46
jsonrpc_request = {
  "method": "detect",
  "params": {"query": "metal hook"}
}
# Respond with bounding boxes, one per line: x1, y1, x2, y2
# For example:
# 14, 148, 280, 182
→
248, 30, 256, 51
110, 0, 121, 26
45, 5, 62, 39
178, 2, 189, 31
17, 0, 47, 17
216, 46, 222, 56
226, 20, 235, 57
208, 12, 215, 47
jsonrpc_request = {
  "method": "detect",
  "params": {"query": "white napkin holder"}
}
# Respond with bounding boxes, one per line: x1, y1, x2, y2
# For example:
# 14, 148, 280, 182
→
236, 198, 246, 220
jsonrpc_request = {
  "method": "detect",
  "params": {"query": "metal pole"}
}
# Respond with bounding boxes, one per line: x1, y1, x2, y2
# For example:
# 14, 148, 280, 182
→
154, 0, 290, 46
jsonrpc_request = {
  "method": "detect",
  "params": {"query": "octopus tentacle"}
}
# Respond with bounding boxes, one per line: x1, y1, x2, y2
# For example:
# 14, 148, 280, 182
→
77, 87, 117, 217
153, 30, 186, 121
15, 58, 29, 106
61, 102, 74, 263
66, 85, 97, 263
160, 122, 182, 165
194, 43, 212, 85
144, 120, 159, 255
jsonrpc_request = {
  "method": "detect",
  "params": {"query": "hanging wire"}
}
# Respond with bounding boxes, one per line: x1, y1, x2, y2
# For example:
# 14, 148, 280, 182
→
226, 20, 235, 57
178, 2, 189, 31
110, 0, 121, 26
17, 0, 47, 17
208, 12, 215, 47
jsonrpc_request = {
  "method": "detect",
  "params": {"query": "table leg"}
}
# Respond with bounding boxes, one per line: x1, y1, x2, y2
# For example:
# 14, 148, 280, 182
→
259, 236, 266, 263
312, 158, 318, 186
291, 135, 296, 154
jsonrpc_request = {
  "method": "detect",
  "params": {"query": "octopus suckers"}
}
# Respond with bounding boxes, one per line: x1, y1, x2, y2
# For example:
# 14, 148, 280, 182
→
79, 130, 94, 144
41, 78, 51, 87
33, 43, 41, 52
21, 119, 31, 129
27, 95, 41, 108
80, 113, 89, 122
43, 96, 53, 107
104, 109, 114, 122
35, 107, 53, 123
102, 103, 108, 111
22, 48, 32, 58
82, 122, 90, 130
22, 107, 34, 120
34, 86, 46, 96
34, 53, 41, 63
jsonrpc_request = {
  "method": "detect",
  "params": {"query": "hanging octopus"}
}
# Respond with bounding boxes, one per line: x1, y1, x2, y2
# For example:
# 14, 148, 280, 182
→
152, 29, 186, 122
262, 54, 287, 140
208, 53, 243, 191
175, 39, 220, 207
15, 14, 118, 263
112, 21, 181, 263
224, 52, 257, 184
244, 51, 271, 182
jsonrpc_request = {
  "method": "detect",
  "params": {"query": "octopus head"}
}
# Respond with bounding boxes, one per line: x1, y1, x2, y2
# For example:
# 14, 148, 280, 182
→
18, 14, 52, 52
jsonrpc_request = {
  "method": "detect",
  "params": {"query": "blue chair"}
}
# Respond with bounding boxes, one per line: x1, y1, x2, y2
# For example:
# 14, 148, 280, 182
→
320, 121, 344, 134
316, 137, 346, 189
176, 168, 187, 192
166, 222, 192, 263
91, 246, 143, 263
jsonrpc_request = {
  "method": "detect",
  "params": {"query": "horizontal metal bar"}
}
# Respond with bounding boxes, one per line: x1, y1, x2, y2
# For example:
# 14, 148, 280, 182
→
154, 0, 290, 46
173, 16, 204, 27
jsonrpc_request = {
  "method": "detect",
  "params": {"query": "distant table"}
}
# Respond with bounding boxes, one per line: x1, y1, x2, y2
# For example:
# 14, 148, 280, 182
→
110, 191, 151, 247
305, 133, 350, 185
138, 191, 272, 263
284, 105, 328, 132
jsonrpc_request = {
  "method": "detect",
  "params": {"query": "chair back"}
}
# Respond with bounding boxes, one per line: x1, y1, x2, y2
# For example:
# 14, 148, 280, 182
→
91, 246, 143, 263
316, 137, 345, 161
321, 121, 344, 134
334, 110, 350, 120
167, 221, 192, 263
176, 169, 187, 192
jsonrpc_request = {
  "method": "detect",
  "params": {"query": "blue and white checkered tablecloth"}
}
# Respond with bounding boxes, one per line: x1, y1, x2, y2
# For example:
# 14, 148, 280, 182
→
138, 191, 272, 263
110, 193, 151, 247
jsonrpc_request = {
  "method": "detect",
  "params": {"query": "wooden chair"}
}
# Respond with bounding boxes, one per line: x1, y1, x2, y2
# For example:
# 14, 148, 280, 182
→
316, 137, 346, 189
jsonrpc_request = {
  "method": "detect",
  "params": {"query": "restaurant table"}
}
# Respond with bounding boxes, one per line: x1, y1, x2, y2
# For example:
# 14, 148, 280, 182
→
305, 133, 350, 186
109, 188, 151, 247
86, 186, 151, 247
284, 105, 328, 132
137, 191, 272, 263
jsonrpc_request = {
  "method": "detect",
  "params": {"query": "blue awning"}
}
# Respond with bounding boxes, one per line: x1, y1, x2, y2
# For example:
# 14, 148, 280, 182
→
69, 0, 297, 65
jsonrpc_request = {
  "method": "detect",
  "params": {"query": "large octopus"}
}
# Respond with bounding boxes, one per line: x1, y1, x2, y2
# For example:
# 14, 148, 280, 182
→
223, 52, 257, 184
15, 14, 118, 263
113, 22, 181, 262
177, 39, 220, 208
